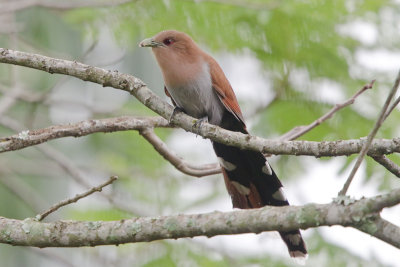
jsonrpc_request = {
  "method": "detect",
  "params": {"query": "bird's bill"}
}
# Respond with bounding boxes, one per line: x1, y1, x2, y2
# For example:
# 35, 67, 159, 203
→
139, 38, 164, 48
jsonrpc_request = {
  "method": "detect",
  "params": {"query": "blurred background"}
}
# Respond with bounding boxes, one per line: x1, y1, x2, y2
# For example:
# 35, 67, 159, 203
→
0, 0, 400, 266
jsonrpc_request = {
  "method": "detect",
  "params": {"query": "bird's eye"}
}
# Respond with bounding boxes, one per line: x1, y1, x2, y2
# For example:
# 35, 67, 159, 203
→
163, 38, 174, 46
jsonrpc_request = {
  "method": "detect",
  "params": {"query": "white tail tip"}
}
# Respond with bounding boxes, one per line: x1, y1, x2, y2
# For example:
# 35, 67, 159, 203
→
290, 251, 308, 265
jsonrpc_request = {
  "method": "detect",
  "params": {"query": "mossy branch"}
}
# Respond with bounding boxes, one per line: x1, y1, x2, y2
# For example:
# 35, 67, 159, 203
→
0, 190, 399, 248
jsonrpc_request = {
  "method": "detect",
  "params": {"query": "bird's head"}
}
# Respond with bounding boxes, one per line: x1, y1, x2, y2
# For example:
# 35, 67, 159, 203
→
139, 30, 206, 87
139, 30, 190, 48
139, 30, 202, 62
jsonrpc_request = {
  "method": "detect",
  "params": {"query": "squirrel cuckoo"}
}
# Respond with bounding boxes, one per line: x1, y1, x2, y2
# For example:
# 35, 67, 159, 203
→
139, 30, 307, 262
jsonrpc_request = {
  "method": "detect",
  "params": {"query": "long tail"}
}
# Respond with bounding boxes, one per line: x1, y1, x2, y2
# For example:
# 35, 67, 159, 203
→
213, 114, 308, 261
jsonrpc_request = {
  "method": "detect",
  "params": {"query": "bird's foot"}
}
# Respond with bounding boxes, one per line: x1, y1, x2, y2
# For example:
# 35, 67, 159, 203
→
193, 116, 208, 136
169, 106, 184, 124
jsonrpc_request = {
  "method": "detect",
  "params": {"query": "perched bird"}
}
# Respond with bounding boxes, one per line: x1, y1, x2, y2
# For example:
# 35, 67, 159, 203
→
139, 30, 307, 262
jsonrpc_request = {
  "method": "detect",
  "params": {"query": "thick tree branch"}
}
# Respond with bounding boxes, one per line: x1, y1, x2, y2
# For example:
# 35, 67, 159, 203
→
1, 189, 400, 248
358, 216, 400, 249
2, 115, 400, 158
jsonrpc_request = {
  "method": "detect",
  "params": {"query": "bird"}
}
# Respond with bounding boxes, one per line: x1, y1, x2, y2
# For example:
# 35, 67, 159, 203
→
139, 30, 307, 262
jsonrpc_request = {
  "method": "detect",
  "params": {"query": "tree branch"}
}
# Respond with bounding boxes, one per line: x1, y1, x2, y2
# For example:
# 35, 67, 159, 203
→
339, 70, 400, 195
36, 176, 118, 221
280, 80, 375, 141
139, 128, 221, 177
1, 188, 400, 248
371, 155, 400, 178
0, 116, 169, 153
384, 90, 400, 121
360, 216, 400, 249
2, 114, 400, 158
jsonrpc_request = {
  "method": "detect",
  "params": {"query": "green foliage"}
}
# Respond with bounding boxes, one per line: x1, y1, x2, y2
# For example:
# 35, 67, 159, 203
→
68, 208, 130, 221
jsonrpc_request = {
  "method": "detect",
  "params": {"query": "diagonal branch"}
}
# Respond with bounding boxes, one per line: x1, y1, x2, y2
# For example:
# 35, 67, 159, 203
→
359, 216, 400, 249
36, 176, 118, 221
280, 80, 375, 141
339, 70, 400, 196
384, 92, 400, 121
371, 155, 400, 178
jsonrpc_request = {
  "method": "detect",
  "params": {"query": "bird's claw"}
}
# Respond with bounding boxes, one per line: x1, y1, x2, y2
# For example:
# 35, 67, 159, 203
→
169, 106, 184, 124
193, 116, 208, 136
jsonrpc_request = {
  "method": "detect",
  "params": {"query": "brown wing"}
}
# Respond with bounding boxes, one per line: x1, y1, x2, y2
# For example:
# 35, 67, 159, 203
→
206, 55, 246, 126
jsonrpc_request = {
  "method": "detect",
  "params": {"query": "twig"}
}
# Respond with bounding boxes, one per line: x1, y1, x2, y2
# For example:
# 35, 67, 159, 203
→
139, 128, 221, 177
371, 155, 400, 178
339, 70, 400, 196
280, 80, 375, 141
36, 176, 118, 221
384, 95, 400, 121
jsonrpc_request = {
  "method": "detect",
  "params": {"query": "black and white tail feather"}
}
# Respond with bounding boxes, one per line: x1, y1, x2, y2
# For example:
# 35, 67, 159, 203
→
213, 111, 308, 264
